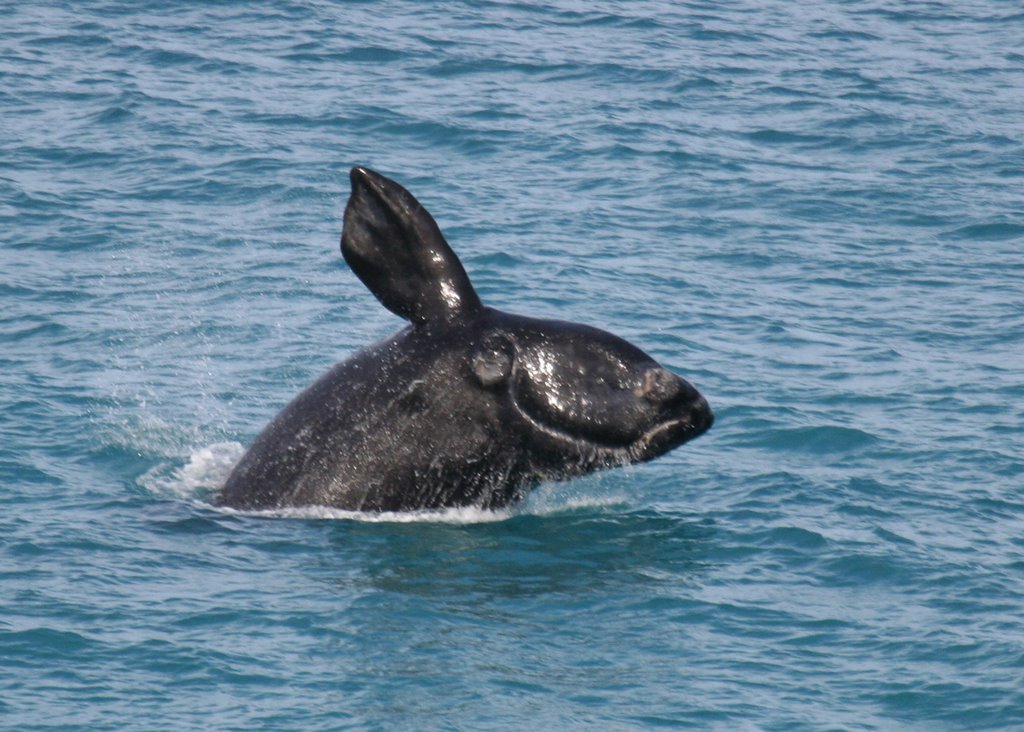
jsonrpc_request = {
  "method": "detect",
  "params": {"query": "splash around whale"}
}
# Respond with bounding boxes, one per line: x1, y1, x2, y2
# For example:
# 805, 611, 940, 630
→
217, 167, 712, 512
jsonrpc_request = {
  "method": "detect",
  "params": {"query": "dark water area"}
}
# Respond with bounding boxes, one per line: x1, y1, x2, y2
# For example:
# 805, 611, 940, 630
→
3, 1, 1023, 729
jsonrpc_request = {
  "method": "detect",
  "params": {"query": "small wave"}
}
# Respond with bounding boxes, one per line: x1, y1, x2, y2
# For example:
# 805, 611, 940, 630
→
940, 221, 1024, 242
739, 425, 879, 454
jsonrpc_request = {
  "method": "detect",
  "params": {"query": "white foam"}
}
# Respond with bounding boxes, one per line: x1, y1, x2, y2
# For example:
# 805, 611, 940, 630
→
524, 481, 630, 515
218, 489, 628, 524
517, 470, 635, 517
142, 442, 631, 523
139, 441, 244, 501
221, 503, 516, 524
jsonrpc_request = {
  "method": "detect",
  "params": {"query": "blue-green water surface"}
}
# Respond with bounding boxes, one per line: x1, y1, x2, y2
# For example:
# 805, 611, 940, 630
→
3, 2, 1023, 729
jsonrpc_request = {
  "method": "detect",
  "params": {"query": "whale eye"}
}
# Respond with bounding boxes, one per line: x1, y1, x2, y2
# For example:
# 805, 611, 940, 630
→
472, 335, 515, 387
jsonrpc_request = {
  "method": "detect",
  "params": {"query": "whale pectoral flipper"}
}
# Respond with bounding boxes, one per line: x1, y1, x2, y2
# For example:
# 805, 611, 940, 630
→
341, 167, 482, 324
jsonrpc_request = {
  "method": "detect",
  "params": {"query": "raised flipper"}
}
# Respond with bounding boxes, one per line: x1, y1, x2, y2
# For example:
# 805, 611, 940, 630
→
341, 167, 482, 325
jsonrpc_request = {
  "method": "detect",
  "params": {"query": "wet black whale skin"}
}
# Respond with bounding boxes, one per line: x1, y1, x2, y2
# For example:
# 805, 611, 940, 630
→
217, 167, 712, 511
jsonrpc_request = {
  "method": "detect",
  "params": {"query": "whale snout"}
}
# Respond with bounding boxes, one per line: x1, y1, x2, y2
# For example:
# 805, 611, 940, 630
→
636, 367, 713, 436
690, 394, 714, 436
665, 393, 714, 440
623, 366, 713, 463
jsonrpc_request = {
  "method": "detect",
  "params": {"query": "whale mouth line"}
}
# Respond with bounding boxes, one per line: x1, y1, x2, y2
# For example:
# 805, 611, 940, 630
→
507, 379, 634, 452
507, 377, 699, 457
628, 397, 713, 460
635, 415, 699, 451
642, 415, 693, 441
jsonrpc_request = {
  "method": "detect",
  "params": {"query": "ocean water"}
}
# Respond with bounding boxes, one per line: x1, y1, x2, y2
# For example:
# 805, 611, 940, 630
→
3, 0, 1023, 728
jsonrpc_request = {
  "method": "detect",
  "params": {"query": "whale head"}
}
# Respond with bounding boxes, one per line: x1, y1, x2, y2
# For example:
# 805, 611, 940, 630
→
342, 167, 712, 490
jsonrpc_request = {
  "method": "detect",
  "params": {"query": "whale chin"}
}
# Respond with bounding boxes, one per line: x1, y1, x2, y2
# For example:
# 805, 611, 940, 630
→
627, 397, 715, 464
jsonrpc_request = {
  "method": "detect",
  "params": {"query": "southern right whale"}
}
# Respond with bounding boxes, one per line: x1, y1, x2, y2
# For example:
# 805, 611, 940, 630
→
217, 167, 713, 511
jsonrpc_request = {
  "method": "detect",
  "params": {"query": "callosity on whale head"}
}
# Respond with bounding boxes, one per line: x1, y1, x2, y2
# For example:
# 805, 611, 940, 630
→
216, 166, 712, 512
